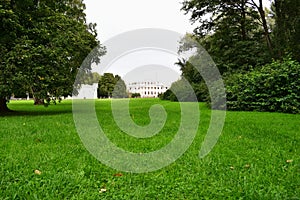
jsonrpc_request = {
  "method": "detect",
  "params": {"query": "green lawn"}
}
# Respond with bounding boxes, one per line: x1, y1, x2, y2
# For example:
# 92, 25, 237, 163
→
0, 99, 299, 199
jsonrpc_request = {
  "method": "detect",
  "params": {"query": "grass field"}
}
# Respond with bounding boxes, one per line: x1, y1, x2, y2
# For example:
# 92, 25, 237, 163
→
0, 99, 299, 199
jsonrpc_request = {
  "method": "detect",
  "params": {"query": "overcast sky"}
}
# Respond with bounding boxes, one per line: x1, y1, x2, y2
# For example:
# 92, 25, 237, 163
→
84, 0, 195, 41
83, 0, 271, 85
83, 0, 196, 85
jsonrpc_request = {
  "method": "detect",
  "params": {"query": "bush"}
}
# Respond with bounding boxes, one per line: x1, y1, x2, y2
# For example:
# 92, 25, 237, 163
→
131, 93, 141, 98
226, 58, 300, 113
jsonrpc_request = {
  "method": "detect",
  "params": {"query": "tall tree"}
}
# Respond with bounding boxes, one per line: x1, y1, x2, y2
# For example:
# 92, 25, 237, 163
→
98, 73, 117, 98
244, 0, 273, 52
97, 73, 127, 98
0, 0, 105, 112
272, 0, 300, 61
113, 75, 128, 98
181, 0, 273, 71
0, 0, 22, 111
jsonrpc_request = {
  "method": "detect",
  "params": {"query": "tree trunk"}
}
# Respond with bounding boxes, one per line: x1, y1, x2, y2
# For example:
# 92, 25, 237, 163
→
34, 98, 44, 105
30, 86, 44, 105
241, 0, 247, 40
257, 0, 273, 53
0, 98, 10, 113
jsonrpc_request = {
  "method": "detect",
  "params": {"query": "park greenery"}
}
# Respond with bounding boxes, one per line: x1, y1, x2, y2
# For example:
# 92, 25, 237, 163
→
131, 93, 141, 98
0, 0, 105, 111
0, 0, 299, 199
1, 100, 299, 199
97, 73, 127, 99
161, 0, 300, 113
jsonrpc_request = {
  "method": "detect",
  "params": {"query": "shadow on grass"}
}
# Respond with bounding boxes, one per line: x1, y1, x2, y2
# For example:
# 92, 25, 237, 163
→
0, 109, 72, 117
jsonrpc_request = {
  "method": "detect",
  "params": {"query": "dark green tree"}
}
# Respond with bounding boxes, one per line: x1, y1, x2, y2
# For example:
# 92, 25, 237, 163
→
113, 75, 128, 98
181, 0, 273, 72
0, 0, 22, 111
272, 0, 300, 61
97, 73, 127, 98
0, 0, 105, 112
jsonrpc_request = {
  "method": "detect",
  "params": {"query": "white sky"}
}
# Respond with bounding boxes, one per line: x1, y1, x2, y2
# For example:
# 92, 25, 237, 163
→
84, 0, 196, 85
84, 0, 195, 42
84, 0, 270, 42
83, 0, 271, 85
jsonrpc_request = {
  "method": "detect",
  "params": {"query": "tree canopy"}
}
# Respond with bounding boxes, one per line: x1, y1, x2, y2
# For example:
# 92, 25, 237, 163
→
161, 0, 300, 113
0, 0, 105, 111
97, 73, 128, 99
181, 0, 274, 72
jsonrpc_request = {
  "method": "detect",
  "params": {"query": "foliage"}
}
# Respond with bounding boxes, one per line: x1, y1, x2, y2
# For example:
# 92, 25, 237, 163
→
76, 72, 101, 85
226, 58, 300, 113
159, 89, 177, 101
0, 99, 299, 199
131, 93, 141, 98
271, 0, 300, 61
98, 73, 127, 98
0, 0, 105, 110
161, 0, 300, 114
113, 75, 128, 98
159, 79, 198, 102
98, 73, 116, 98
181, 0, 273, 72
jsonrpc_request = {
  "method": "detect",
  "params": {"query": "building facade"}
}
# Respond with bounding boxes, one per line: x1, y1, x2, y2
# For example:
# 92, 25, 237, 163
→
128, 82, 169, 98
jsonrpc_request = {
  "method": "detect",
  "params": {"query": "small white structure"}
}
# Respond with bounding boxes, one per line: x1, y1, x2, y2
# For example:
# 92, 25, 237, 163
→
72, 83, 98, 99
128, 82, 169, 98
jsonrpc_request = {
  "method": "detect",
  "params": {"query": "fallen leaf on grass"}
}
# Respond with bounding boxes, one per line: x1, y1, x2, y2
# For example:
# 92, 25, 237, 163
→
99, 188, 107, 193
113, 173, 123, 177
244, 164, 251, 168
34, 169, 42, 175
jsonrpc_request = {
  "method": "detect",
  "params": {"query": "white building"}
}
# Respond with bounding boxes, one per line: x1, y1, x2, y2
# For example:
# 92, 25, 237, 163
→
128, 82, 169, 98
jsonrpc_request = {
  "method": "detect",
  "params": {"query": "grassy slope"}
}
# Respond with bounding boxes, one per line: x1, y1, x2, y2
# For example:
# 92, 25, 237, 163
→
0, 99, 299, 199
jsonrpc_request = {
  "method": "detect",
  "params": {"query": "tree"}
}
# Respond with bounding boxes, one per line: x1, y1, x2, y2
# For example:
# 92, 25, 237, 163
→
0, 0, 22, 111
77, 72, 101, 85
97, 73, 127, 98
0, 0, 105, 112
181, 0, 273, 71
179, 0, 300, 113
272, 0, 300, 61
98, 73, 115, 98
113, 75, 128, 98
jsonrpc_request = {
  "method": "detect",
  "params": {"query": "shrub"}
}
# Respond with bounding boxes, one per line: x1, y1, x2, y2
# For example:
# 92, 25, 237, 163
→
131, 93, 141, 98
226, 58, 300, 113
